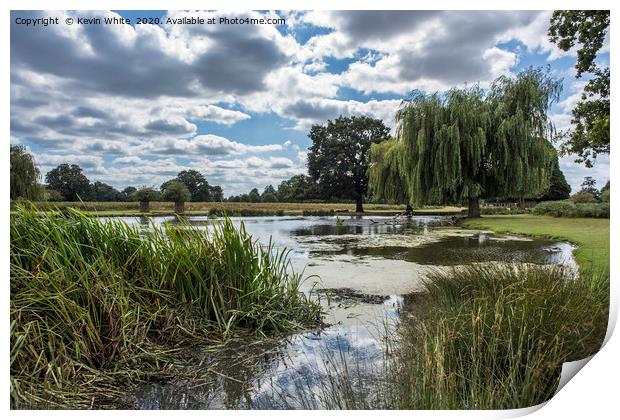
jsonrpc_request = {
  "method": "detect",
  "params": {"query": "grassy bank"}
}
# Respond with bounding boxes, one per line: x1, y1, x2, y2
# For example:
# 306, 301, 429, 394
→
390, 265, 609, 409
10, 207, 322, 409
462, 214, 609, 273
14, 201, 464, 217
280, 264, 609, 409
275, 215, 610, 409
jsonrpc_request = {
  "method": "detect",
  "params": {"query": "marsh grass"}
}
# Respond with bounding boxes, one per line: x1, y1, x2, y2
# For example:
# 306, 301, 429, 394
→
269, 264, 608, 409
10, 206, 322, 409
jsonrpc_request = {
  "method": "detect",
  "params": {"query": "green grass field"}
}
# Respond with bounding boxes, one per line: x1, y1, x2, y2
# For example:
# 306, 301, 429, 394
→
463, 215, 610, 273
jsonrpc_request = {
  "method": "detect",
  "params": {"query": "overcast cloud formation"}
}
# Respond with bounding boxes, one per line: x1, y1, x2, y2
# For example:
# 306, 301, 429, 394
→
10, 10, 609, 195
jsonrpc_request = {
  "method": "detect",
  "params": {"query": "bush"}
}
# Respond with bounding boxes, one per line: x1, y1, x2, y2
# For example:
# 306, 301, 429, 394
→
600, 189, 610, 203
571, 191, 597, 203
533, 200, 578, 217
576, 203, 610, 218
533, 200, 609, 218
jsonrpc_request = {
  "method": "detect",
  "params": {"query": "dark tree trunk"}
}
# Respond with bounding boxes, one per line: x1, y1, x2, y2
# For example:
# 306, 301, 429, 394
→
468, 197, 481, 218
175, 201, 185, 214
405, 203, 413, 215
140, 201, 149, 212
355, 195, 364, 213
517, 197, 525, 209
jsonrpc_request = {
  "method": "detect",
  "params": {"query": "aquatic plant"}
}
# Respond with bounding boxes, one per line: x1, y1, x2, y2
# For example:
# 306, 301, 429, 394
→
10, 206, 322, 408
267, 264, 608, 409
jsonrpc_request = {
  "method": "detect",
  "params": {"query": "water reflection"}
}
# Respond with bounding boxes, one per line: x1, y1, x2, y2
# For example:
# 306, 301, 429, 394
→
104, 215, 577, 409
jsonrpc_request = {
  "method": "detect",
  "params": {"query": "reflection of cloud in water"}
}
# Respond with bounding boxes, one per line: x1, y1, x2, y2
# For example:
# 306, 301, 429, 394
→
109, 215, 577, 409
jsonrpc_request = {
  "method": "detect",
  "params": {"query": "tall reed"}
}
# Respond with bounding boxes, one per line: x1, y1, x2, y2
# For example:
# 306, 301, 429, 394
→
267, 264, 608, 409
10, 206, 322, 408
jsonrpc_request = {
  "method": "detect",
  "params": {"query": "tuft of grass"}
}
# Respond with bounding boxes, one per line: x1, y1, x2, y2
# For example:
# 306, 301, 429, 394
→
390, 264, 608, 409
268, 264, 608, 410
10, 206, 322, 408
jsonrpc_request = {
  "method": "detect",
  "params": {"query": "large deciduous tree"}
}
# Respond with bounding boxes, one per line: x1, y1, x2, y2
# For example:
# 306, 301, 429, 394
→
91, 181, 124, 202
370, 67, 561, 218
538, 156, 571, 201
549, 10, 610, 167
45, 164, 91, 201
308, 116, 390, 212
10, 145, 41, 201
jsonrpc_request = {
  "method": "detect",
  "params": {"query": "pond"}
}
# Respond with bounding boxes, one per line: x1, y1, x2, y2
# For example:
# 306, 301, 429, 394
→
105, 215, 576, 409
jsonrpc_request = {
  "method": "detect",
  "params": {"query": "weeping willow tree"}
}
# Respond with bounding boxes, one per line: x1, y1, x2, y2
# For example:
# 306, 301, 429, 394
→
10, 145, 41, 201
368, 138, 411, 211
369, 67, 561, 218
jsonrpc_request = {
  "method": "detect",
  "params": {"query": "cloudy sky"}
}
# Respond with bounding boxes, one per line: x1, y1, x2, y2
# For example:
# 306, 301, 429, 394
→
10, 10, 610, 196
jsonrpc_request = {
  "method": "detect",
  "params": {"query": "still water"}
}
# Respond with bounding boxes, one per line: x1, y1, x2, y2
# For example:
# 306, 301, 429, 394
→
104, 215, 576, 409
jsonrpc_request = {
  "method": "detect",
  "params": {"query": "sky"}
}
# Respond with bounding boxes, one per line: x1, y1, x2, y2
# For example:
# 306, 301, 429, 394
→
10, 10, 610, 196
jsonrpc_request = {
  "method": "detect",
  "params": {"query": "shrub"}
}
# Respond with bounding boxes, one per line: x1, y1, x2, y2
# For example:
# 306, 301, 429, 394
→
600, 189, 610, 203
533, 200, 578, 217
533, 200, 609, 218
571, 191, 597, 203
576, 203, 610, 218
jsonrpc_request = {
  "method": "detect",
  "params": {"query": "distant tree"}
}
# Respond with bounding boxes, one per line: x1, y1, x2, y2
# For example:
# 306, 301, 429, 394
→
163, 180, 191, 213
10, 145, 42, 201
277, 174, 318, 202
308, 116, 390, 212
45, 164, 91, 201
132, 187, 160, 212
208, 185, 224, 202
122, 186, 137, 201
44, 188, 63, 202
91, 181, 123, 202
600, 181, 610, 203
261, 185, 278, 202
248, 188, 261, 203
549, 11, 610, 167
176, 170, 211, 201
579, 176, 599, 199
538, 156, 571, 201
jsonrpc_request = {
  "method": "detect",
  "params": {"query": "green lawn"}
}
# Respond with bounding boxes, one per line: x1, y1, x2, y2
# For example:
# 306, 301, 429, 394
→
463, 215, 609, 273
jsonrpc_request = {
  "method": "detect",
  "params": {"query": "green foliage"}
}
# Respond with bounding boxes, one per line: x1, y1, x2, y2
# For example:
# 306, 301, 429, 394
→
600, 189, 609, 203
162, 180, 191, 203
368, 138, 408, 205
248, 188, 261, 203
390, 265, 608, 409
10, 145, 42, 201
549, 11, 610, 167
533, 200, 579, 217
131, 187, 160, 203
571, 191, 597, 204
160, 170, 223, 202
10, 207, 322, 408
122, 186, 137, 200
90, 181, 124, 202
579, 176, 599, 198
45, 163, 91, 201
538, 155, 571, 201
43, 188, 63, 202
277, 174, 319, 202
371, 68, 560, 217
533, 200, 608, 218
308, 116, 390, 211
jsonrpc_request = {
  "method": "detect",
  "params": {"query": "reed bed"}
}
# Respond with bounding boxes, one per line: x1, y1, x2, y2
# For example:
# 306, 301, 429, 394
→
10, 206, 322, 409
270, 264, 608, 409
